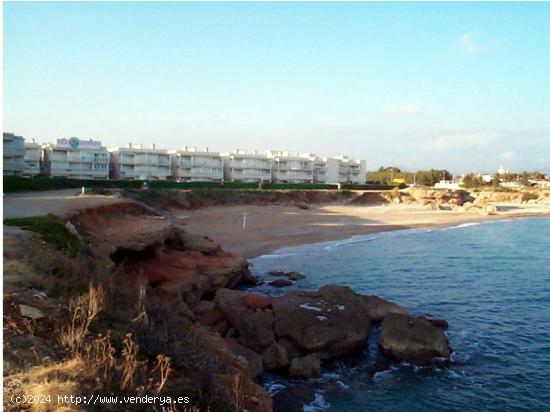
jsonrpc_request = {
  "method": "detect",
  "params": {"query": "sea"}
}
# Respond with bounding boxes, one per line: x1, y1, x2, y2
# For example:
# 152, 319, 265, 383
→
249, 217, 550, 412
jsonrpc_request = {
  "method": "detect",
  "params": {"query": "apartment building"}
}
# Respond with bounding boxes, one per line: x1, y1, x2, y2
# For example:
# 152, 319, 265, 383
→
3, 132, 26, 176
42, 137, 109, 179
171, 146, 223, 181
24, 141, 41, 177
323, 156, 366, 184
221, 150, 273, 182
267, 150, 314, 183
109, 144, 171, 180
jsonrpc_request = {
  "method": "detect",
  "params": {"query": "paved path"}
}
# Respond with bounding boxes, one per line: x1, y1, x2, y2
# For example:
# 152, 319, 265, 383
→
3, 189, 125, 219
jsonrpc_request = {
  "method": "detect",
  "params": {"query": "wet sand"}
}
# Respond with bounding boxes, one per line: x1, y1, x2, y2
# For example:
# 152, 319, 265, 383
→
172, 203, 550, 258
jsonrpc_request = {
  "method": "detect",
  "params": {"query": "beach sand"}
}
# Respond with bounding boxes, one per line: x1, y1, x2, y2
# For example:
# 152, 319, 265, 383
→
173, 203, 550, 258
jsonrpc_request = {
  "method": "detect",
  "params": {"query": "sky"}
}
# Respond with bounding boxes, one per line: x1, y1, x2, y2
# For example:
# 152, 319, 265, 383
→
4, 1, 550, 175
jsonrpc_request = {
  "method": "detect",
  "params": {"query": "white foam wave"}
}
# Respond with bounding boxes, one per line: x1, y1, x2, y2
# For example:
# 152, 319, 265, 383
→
303, 392, 330, 412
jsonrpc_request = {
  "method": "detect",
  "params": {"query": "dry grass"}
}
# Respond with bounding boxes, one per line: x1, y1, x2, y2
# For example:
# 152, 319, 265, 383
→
58, 284, 105, 354
231, 374, 245, 412
4, 358, 85, 412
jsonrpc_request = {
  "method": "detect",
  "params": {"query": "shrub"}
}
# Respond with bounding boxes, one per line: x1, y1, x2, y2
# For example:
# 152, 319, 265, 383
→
4, 215, 81, 254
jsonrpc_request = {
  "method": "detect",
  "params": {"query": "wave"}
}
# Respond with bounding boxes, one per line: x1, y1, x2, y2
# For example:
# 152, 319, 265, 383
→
254, 218, 527, 260
303, 392, 330, 412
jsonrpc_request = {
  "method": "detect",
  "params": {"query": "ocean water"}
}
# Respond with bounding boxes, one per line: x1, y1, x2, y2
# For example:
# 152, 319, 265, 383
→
249, 217, 550, 412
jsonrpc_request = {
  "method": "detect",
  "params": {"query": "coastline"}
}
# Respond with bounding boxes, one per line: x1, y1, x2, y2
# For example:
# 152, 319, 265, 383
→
175, 203, 550, 259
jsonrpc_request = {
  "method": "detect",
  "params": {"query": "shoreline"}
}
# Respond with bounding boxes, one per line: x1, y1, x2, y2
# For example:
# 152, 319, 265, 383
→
251, 214, 546, 259
175, 203, 550, 259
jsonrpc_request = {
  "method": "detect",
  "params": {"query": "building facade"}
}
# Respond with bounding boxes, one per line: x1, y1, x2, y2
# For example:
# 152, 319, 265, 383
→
109, 144, 171, 180
221, 150, 273, 182
43, 137, 109, 179
171, 147, 223, 181
316, 156, 366, 184
3, 132, 26, 176
24, 141, 41, 177
266, 150, 314, 183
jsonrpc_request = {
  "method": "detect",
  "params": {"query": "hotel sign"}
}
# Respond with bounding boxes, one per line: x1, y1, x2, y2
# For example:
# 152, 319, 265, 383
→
57, 137, 102, 149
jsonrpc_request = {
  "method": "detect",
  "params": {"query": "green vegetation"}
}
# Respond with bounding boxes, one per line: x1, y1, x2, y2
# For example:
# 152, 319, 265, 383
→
3, 176, 144, 193
366, 167, 452, 186
4, 214, 81, 254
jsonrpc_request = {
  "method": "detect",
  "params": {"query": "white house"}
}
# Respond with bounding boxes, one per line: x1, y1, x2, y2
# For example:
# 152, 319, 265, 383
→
109, 144, 171, 180
266, 150, 314, 183
3, 132, 26, 176
24, 140, 41, 177
324, 156, 366, 184
42, 137, 109, 179
221, 150, 273, 182
170, 146, 224, 181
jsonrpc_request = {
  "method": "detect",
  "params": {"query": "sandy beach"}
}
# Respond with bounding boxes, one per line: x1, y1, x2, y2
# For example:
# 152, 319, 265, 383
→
172, 203, 550, 258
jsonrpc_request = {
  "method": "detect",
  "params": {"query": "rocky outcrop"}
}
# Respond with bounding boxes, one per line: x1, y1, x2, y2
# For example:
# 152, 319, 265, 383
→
379, 313, 451, 363
360, 295, 408, 322
215, 289, 276, 352
269, 271, 306, 281
269, 279, 293, 288
288, 353, 321, 379
272, 286, 372, 360
224, 337, 264, 379
206, 285, 451, 380
261, 342, 290, 371
272, 384, 316, 412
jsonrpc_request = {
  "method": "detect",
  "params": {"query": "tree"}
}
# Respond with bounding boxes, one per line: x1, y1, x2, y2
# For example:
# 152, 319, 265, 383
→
462, 173, 481, 188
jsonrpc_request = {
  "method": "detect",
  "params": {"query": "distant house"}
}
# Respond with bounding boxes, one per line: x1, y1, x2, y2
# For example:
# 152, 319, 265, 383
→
266, 150, 314, 183
43, 137, 109, 180
109, 144, 171, 181
435, 180, 460, 190
3, 132, 26, 176
170, 146, 224, 182
221, 150, 273, 182
24, 141, 41, 177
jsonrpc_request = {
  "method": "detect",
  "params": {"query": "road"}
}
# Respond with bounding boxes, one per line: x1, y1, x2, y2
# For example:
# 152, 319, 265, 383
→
3, 189, 125, 219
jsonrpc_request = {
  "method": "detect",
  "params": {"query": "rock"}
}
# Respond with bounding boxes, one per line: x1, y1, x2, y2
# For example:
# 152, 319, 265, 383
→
19, 304, 45, 320
287, 272, 305, 281
379, 313, 451, 364
196, 308, 225, 326
289, 354, 321, 379
462, 201, 474, 211
486, 205, 498, 213
243, 293, 271, 311
360, 295, 408, 323
224, 338, 264, 379
215, 289, 275, 352
268, 271, 305, 281
272, 383, 316, 412
209, 319, 230, 336
261, 342, 289, 371
417, 315, 449, 330
195, 300, 216, 314
277, 337, 303, 358
269, 279, 293, 288
272, 285, 371, 359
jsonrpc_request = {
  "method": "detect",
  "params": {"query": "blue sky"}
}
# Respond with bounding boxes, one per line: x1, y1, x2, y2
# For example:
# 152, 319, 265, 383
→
4, 2, 550, 174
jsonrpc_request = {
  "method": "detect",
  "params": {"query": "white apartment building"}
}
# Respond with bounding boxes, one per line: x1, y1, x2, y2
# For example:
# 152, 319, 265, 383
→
221, 150, 273, 182
324, 156, 366, 184
43, 137, 109, 179
267, 150, 314, 183
170, 146, 223, 181
24, 141, 41, 177
3, 132, 26, 176
109, 144, 171, 180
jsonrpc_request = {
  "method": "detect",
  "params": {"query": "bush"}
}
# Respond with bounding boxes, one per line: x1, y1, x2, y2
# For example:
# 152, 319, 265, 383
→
3, 176, 144, 193
4, 215, 82, 254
